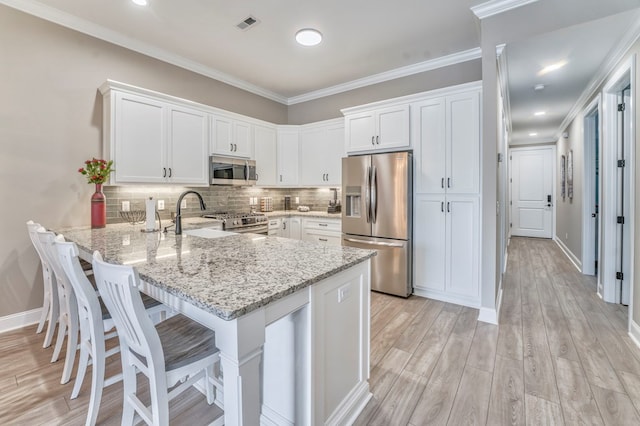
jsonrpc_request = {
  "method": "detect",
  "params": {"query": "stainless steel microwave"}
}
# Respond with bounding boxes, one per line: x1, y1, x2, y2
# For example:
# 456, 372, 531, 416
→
210, 156, 257, 186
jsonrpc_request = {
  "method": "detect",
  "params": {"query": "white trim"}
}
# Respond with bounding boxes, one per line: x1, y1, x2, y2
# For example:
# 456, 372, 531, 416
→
496, 44, 512, 135
261, 405, 295, 426
555, 19, 640, 141
1, 0, 482, 106
627, 55, 636, 331
412, 287, 480, 309
471, 0, 539, 19
478, 286, 502, 325
288, 48, 482, 105
0, 308, 42, 333
554, 236, 582, 272
629, 320, 640, 349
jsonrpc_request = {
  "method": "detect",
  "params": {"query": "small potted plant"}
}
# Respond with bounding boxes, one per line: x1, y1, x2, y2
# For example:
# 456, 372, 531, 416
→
78, 158, 114, 228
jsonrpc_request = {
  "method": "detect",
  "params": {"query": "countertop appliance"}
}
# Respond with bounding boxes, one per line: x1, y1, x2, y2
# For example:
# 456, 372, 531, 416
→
210, 155, 257, 186
342, 151, 412, 297
202, 212, 268, 234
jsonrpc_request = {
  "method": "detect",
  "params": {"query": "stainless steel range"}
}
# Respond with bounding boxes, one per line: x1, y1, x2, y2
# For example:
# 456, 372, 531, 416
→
203, 212, 269, 234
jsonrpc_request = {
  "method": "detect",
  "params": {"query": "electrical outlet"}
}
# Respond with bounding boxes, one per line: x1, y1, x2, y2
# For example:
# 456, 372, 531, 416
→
122, 235, 130, 246
295, 197, 300, 204
181, 199, 187, 209
157, 200, 165, 210
121, 201, 130, 212
337, 284, 352, 303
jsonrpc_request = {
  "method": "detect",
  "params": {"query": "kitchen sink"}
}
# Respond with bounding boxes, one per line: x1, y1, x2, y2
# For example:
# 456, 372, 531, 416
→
183, 228, 236, 239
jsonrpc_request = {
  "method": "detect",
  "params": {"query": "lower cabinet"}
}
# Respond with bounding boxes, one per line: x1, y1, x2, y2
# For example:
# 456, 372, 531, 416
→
280, 217, 302, 240
302, 218, 342, 246
268, 218, 281, 236
413, 194, 479, 307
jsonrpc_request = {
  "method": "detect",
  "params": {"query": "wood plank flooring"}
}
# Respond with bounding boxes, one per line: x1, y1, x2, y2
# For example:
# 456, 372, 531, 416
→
1, 237, 639, 425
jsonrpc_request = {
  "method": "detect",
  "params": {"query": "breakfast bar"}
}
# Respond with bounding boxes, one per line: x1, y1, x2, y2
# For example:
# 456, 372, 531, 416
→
55, 223, 375, 425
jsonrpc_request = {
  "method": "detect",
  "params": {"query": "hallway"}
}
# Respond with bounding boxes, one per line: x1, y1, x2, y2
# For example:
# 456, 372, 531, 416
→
356, 237, 640, 425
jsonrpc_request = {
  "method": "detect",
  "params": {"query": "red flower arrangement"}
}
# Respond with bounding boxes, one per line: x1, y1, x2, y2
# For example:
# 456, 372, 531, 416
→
78, 158, 114, 184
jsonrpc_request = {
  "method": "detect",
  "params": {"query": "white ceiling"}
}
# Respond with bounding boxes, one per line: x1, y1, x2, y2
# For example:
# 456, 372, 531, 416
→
506, 9, 640, 144
4, 0, 640, 141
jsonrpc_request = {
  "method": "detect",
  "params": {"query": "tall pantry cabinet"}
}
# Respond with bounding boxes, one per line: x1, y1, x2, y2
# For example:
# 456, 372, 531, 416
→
412, 83, 481, 308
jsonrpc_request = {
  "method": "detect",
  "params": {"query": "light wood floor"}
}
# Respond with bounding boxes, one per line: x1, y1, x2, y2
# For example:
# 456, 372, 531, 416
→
2, 237, 640, 425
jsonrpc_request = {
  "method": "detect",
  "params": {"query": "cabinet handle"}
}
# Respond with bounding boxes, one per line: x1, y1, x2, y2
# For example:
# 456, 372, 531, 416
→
447, 177, 451, 188
371, 136, 375, 145
168, 168, 172, 178
326, 173, 329, 181
376, 135, 379, 145
441, 178, 444, 189
234, 143, 238, 152
230, 143, 233, 152
447, 202, 450, 213
163, 167, 167, 178
319, 238, 328, 242
283, 222, 287, 230
319, 223, 328, 227
441, 202, 444, 212
256, 173, 259, 180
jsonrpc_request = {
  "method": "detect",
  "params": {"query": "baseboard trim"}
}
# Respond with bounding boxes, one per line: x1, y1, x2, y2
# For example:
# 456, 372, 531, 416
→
413, 287, 480, 308
629, 320, 640, 349
0, 308, 41, 333
554, 237, 582, 272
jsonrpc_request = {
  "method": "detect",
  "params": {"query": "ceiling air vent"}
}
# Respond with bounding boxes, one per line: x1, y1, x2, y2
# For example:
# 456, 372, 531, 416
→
236, 16, 260, 31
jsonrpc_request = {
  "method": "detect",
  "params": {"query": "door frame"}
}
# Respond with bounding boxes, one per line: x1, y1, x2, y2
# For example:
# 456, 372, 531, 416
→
601, 56, 635, 312
508, 145, 556, 239
582, 96, 602, 279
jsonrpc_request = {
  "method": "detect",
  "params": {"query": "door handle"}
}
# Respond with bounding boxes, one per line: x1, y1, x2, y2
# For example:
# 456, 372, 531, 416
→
441, 202, 444, 212
371, 165, 378, 224
447, 177, 451, 188
441, 178, 444, 189
371, 136, 375, 145
376, 135, 379, 145
592, 213, 597, 218
168, 168, 172, 178
447, 202, 450, 213
343, 238, 403, 248
163, 167, 167, 178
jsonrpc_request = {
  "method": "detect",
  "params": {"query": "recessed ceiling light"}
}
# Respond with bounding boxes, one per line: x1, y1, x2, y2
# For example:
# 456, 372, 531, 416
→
534, 111, 546, 116
529, 132, 538, 137
296, 29, 322, 46
131, 0, 148, 5
538, 61, 567, 75
534, 84, 545, 91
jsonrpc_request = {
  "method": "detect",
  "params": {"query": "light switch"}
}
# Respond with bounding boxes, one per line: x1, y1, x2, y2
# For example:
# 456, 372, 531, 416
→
157, 200, 165, 210
121, 201, 130, 212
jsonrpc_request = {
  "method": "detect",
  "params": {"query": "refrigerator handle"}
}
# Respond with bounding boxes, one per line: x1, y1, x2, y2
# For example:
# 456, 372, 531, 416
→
365, 166, 371, 223
371, 165, 378, 224
344, 237, 404, 248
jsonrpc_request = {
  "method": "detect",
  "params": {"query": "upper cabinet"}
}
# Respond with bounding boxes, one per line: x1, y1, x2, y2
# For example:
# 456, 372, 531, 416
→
254, 124, 278, 186
343, 104, 410, 154
299, 119, 344, 186
413, 89, 480, 195
277, 127, 299, 186
211, 115, 253, 158
101, 86, 208, 186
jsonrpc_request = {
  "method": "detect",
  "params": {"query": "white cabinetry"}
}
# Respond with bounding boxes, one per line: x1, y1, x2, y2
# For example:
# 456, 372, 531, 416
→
268, 218, 281, 236
302, 218, 342, 246
277, 127, 299, 186
211, 115, 253, 158
343, 104, 410, 153
412, 84, 481, 307
254, 125, 278, 186
413, 91, 480, 194
101, 87, 208, 186
299, 120, 344, 186
279, 217, 302, 239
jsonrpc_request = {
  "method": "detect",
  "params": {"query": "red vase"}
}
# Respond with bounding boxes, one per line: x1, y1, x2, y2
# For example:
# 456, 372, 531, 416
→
91, 183, 106, 229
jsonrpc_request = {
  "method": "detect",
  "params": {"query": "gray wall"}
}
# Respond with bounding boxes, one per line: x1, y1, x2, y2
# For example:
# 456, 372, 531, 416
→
287, 60, 482, 124
0, 5, 287, 318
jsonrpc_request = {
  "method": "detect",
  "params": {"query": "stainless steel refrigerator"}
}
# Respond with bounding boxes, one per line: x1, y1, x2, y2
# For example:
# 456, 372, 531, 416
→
342, 151, 412, 297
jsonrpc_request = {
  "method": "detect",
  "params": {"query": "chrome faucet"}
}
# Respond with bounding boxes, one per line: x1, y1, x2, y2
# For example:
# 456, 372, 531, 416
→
175, 190, 207, 235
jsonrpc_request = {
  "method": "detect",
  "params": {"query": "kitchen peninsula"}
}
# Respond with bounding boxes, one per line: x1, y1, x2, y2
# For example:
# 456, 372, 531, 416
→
55, 222, 375, 425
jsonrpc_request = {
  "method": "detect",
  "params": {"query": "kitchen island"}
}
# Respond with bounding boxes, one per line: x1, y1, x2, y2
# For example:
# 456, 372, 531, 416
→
54, 222, 375, 425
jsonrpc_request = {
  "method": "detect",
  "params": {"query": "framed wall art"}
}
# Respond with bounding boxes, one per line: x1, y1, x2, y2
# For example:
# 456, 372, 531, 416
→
567, 150, 574, 200
560, 155, 566, 200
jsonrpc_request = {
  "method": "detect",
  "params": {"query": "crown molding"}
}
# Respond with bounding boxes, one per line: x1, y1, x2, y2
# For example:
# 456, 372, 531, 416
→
471, 0, 539, 20
495, 44, 512, 134
287, 47, 482, 105
0, 0, 288, 104
555, 16, 640, 140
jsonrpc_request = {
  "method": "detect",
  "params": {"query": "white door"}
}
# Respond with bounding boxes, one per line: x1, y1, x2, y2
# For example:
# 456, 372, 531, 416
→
167, 106, 208, 185
511, 147, 554, 238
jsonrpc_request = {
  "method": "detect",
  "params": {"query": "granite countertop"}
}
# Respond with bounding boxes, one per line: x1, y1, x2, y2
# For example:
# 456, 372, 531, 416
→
265, 210, 342, 219
54, 220, 374, 321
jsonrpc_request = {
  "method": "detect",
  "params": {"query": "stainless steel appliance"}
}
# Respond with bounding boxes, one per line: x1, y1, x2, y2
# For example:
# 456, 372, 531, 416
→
202, 212, 268, 234
210, 156, 257, 186
342, 151, 412, 297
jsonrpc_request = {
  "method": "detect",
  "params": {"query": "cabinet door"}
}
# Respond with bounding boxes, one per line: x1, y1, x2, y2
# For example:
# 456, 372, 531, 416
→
254, 125, 277, 186
446, 91, 480, 194
114, 92, 166, 183
279, 218, 290, 238
299, 127, 325, 186
289, 217, 302, 240
445, 196, 479, 298
413, 98, 446, 194
211, 115, 233, 155
233, 120, 253, 158
345, 112, 376, 153
277, 129, 299, 186
413, 195, 446, 292
167, 106, 209, 185
324, 124, 345, 185
376, 104, 410, 150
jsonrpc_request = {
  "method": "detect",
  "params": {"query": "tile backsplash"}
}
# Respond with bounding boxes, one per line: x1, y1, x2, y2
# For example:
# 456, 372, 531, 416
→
104, 185, 341, 224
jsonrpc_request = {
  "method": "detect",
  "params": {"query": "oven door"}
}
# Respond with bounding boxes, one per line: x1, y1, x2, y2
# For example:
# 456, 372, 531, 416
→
232, 225, 268, 235
210, 156, 257, 186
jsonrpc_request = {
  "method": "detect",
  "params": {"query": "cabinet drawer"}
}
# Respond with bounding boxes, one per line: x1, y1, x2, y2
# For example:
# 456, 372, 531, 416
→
303, 229, 342, 246
303, 218, 341, 232
268, 218, 281, 230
